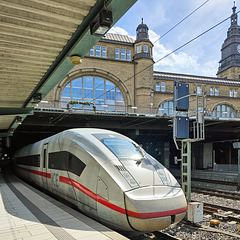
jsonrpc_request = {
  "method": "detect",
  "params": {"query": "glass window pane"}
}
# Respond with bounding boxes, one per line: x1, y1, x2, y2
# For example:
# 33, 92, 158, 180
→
90, 47, 94, 56
95, 77, 104, 89
144, 45, 148, 53
127, 50, 131, 61
234, 89, 238, 97
106, 80, 114, 90
102, 46, 106, 58
159, 101, 173, 115
213, 104, 237, 118
116, 88, 124, 101
115, 48, 119, 59
106, 91, 115, 100
95, 90, 104, 100
72, 88, 82, 99
83, 76, 93, 88
61, 76, 125, 112
155, 82, 160, 91
62, 85, 70, 97
96, 45, 101, 57
72, 78, 82, 87
197, 86, 202, 95
121, 49, 126, 60
210, 87, 213, 96
161, 82, 166, 92
84, 89, 93, 99
137, 45, 141, 53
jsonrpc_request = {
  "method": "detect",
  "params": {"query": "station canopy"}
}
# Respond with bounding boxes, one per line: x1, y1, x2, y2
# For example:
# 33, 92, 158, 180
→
0, 0, 137, 137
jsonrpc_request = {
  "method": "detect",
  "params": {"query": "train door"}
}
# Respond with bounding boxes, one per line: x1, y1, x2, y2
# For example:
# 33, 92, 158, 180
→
42, 143, 49, 189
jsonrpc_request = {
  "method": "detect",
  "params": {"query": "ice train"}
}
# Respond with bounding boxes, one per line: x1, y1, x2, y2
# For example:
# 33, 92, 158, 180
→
14, 128, 187, 232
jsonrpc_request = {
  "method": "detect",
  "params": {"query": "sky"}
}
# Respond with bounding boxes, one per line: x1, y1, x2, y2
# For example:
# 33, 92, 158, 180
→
109, 0, 237, 77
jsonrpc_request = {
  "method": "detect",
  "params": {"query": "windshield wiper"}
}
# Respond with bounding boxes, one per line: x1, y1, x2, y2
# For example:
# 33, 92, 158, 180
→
132, 143, 146, 165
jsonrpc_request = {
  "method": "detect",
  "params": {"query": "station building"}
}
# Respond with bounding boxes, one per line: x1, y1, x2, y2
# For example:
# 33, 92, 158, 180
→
39, 7, 240, 174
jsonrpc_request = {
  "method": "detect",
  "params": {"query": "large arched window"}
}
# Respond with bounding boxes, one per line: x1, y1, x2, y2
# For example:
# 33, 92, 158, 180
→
212, 104, 237, 118
158, 101, 173, 116
61, 76, 125, 111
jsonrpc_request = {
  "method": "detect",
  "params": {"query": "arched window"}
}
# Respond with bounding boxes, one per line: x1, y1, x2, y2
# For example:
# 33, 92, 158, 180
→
158, 101, 173, 116
61, 76, 125, 111
212, 104, 237, 118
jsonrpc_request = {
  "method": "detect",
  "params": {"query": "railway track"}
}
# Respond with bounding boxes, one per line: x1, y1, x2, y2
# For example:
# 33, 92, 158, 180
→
199, 201, 240, 222
129, 231, 181, 240
192, 187, 240, 200
132, 189, 240, 239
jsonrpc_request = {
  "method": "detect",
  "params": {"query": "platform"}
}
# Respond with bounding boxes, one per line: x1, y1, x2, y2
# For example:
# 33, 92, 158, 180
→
0, 171, 128, 240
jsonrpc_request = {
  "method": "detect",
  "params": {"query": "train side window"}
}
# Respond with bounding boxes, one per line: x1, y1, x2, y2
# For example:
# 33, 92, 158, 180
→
68, 153, 86, 176
68, 153, 73, 170
43, 149, 46, 168
48, 151, 86, 176
16, 155, 40, 167
49, 152, 68, 170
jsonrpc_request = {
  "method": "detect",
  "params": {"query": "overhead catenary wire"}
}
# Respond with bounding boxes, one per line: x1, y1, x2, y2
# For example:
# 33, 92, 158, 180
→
82, 1, 211, 101
52, 6, 235, 126
152, 0, 210, 44
89, 12, 236, 105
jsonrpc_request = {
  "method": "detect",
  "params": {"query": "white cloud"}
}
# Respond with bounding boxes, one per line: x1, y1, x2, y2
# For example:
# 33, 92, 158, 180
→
111, 0, 236, 77
109, 27, 136, 40
109, 26, 129, 35
109, 26, 218, 77
149, 29, 218, 77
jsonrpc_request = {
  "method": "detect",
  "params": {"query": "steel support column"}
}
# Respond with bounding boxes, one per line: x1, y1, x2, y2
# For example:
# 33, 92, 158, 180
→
181, 140, 191, 202
238, 149, 240, 190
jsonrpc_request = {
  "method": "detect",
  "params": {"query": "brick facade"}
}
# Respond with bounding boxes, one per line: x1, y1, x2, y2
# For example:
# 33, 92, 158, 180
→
42, 20, 240, 119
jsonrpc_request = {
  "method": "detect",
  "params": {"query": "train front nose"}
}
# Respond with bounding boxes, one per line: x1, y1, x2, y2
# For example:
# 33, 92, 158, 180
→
125, 186, 187, 232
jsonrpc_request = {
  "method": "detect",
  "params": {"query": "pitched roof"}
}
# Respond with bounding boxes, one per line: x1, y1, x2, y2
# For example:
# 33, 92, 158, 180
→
101, 33, 135, 45
154, 71, 240, 86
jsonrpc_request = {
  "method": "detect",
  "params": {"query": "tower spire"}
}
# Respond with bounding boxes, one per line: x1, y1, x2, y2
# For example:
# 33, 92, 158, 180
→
231, 2, 237, 26
217, 3, 240, 78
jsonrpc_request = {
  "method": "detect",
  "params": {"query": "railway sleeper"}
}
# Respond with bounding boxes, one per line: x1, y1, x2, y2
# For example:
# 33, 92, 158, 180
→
213, 212, 230, 220
212, 212, 240, 223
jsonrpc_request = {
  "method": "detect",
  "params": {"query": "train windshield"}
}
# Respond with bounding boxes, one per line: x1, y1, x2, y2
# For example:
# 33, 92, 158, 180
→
102, 138, 144, 160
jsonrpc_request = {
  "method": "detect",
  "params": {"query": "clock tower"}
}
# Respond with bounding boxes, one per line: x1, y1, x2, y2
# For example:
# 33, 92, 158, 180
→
217, 4, 240, 79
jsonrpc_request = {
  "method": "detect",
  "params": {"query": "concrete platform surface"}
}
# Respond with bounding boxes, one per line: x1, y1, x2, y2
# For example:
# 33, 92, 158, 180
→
0, 172, 128, 240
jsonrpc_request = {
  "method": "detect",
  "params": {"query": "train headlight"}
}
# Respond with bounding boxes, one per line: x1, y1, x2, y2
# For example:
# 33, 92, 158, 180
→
156, 169, 169, 185
146, 154, 169, 185
121, 170, 138, 188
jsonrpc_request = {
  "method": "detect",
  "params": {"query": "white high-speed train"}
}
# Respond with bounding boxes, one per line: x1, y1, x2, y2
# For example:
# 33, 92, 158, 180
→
14, 128, 187, 233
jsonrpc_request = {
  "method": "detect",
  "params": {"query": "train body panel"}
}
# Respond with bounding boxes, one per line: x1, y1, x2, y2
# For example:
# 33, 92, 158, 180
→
14, 128, 187, 233
125, 186, 187, 231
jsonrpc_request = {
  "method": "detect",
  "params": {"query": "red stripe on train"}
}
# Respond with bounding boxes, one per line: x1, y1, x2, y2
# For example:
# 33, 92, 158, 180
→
127, 206, 188, 219
18, 167, 51, 179
30, 169, 51, 178
19, 168, 187, 219
59, 176, 187, 219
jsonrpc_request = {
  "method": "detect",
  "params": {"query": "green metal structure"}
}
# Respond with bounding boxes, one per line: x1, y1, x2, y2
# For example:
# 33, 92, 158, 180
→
181, 140, 191, 202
